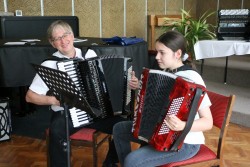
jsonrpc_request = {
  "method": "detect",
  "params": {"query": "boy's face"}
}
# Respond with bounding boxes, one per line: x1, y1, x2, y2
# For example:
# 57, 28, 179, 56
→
50, 27, 75, 57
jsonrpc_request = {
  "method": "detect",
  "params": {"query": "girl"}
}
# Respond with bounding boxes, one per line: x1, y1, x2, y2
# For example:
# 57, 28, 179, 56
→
113, 30, 213, 167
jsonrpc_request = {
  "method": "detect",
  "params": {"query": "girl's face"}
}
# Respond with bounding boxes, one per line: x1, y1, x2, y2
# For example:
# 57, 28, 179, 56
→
155, 41, 182, 70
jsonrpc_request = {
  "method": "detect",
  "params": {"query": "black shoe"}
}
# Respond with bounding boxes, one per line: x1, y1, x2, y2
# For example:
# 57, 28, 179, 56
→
102, 161, 118, 167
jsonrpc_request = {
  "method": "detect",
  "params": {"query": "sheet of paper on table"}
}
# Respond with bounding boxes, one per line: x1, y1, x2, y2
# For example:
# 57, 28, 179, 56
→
74, 38, 88, 43
21, 39, 41, 42
4, 42, 27, 45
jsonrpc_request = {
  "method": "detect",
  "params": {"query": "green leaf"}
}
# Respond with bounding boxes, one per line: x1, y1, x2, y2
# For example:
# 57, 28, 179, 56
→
162, 9, 216, 60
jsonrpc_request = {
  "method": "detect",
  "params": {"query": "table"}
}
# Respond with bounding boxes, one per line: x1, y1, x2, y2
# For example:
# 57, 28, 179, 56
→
194, 40, 250, 83
0, 37, 148, 87
0, 37, 148, 115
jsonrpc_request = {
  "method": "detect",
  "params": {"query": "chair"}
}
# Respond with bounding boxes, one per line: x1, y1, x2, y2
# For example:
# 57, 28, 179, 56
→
148, 14, 181, 50
161, 91, 236, 167
46, 128, 111, 167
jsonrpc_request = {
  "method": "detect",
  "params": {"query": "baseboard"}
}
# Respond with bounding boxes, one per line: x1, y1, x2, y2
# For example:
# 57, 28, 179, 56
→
231, 111, 250, 128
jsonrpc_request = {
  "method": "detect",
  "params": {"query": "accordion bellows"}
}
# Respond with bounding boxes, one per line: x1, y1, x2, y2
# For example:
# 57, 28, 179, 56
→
132, 68, 206, 151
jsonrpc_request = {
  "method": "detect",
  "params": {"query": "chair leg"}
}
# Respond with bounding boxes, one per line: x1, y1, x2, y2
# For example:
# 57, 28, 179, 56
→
48, 130, 102, 167
92, 132, 112, 167
93, 134, 98, 167
46, 135, 50, 167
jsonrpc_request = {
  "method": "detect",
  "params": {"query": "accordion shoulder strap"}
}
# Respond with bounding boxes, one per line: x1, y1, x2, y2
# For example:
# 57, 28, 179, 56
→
177, 65, 194, 71
170, 87, 204, 152
175, 64, 196, 73
42, 56, 67, 63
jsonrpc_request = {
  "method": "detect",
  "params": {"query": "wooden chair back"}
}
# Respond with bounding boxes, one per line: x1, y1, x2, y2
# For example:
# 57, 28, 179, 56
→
148, 14, 181, 50
207, 91, 235, 163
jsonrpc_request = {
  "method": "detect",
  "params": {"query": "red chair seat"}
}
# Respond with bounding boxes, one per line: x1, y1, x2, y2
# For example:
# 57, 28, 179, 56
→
46, 127, 97, 142
70, 128, 96, 141
161, 144, 217, 167
45, 127, 110, 167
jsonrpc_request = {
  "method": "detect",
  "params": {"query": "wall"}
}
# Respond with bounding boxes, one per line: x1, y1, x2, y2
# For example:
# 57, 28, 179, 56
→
0, 1, 4, 12
0, 0, 196, 40
1, 0, 250, 45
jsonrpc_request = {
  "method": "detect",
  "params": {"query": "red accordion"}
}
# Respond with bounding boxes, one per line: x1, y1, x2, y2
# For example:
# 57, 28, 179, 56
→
132, 68, 206, 151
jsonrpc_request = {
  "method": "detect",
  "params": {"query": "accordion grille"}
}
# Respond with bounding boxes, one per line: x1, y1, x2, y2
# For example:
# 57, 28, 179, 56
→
135, 71, 176, 142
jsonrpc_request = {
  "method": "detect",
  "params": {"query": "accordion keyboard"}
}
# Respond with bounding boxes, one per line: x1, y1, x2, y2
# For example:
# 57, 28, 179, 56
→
57, 59, 92, 128
57, 59, 82, 89
122, 58, 133, 115
69, 107, 91, 128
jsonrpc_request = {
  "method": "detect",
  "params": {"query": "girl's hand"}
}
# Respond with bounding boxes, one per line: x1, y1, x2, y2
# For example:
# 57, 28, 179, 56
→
164, 115, 186, 131
129, 71, 139, 90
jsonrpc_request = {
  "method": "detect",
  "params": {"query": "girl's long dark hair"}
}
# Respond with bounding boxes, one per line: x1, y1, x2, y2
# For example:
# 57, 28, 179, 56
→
156, 30, 196, 69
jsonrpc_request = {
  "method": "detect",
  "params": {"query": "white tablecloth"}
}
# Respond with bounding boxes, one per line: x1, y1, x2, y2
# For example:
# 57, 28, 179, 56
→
194, 40, 250, 60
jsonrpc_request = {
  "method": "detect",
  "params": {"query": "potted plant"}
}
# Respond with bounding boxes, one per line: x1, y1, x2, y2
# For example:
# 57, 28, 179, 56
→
162, 9, 216, 60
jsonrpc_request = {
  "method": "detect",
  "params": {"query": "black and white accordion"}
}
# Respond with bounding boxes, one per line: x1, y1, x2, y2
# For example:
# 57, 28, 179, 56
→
217, 9, 250, 40
57, 55, 133, 127
132, 68, 206, 151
